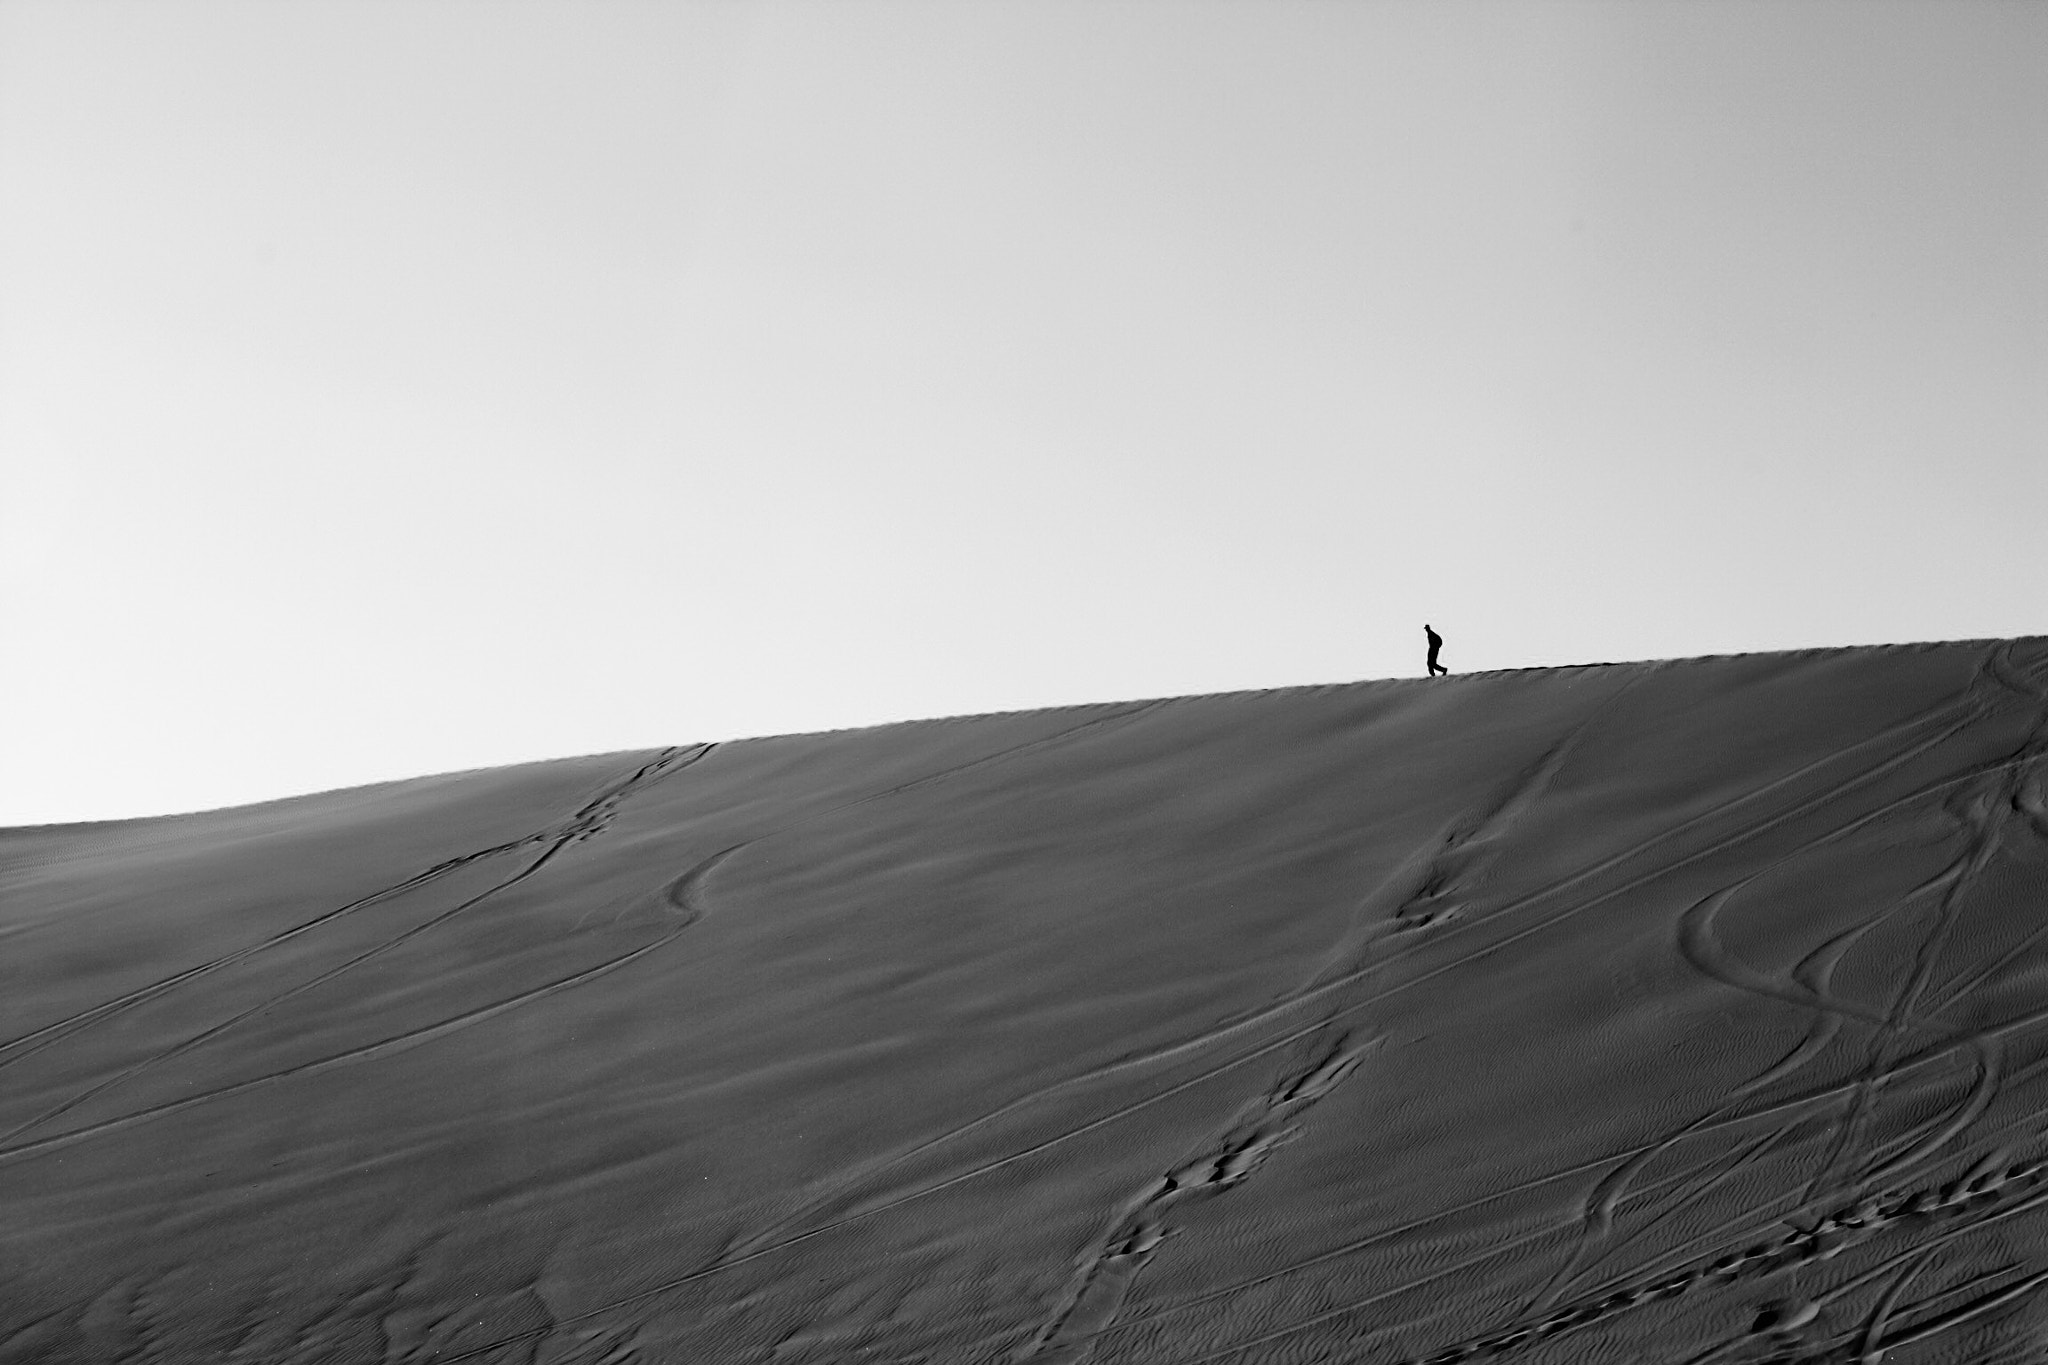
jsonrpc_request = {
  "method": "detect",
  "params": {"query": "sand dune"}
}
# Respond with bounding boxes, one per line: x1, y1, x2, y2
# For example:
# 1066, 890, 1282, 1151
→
6, 638, 2048, 1363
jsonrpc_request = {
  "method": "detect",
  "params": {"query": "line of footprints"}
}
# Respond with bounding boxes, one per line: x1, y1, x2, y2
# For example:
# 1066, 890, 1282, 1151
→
1389, 1149, 2047, 1364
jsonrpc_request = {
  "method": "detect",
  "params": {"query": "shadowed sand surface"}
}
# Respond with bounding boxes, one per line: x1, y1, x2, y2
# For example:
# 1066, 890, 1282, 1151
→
7, 639, 2048, 1364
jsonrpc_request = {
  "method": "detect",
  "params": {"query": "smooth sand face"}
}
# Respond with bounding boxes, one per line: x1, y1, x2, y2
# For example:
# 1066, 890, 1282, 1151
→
5, 639, 2048, 1364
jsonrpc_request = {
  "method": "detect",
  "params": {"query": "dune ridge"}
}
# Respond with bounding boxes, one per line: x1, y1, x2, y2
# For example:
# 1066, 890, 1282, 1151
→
4, 637, 2048, 1363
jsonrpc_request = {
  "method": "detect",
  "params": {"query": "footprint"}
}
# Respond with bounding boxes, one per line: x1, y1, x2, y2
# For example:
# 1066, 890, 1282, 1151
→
1016, 1036, 1375, 1361
1395, 1147, 2046, 1363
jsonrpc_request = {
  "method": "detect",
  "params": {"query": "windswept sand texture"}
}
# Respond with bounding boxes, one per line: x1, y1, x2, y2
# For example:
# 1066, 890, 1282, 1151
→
7, 639, 2048, 1364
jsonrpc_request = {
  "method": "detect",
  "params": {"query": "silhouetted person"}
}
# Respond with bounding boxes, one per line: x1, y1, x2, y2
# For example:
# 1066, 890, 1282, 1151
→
1425, 623, 1448, 676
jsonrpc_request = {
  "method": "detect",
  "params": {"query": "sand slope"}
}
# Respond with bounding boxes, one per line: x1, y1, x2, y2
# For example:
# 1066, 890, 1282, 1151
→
6, 639, 2048, 1364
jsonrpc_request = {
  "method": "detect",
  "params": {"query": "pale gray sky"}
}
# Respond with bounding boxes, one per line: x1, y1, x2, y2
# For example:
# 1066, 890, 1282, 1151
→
3, 1, 2044, 825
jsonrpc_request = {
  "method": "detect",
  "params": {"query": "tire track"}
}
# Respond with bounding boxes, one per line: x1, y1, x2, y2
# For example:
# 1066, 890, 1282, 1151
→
1731, 916, 1891, 1102
1645, 768, 2035, 1235
1546, 1126, 1800, 1302
1513, 1112, 1801, 1326
1851, 1036, 2004, 1192
1807, 776, 2020, 1207
1595, 913, 1886, 1289
1850, 1247, 1934, 1364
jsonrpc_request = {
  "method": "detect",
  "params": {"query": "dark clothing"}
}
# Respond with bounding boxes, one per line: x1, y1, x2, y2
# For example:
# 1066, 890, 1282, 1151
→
1425, 627, 1447, 677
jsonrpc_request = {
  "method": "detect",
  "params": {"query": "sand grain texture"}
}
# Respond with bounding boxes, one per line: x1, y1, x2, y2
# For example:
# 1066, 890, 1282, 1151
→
7, 639, 2048, 1364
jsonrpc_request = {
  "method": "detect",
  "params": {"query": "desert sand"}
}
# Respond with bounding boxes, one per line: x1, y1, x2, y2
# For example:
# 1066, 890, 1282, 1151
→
5, 638, 2048, 1364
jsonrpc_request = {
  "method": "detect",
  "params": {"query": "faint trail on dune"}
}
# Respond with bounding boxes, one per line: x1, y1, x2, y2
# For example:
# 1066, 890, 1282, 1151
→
0, 745, 707, 1083
0, 745, 712, 1147
0, 840, 534, 1067
1842, 1031, 2007, 1200
1852, 1246, 1935, 1363
0, 923, 693, 1168
1508, 1111, 1791, 1325
0, 841, 736, 1170
1849, 1264, 2048, 1361
1679, 885, 1893, 1038
1547, 1127, 1796, 1299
